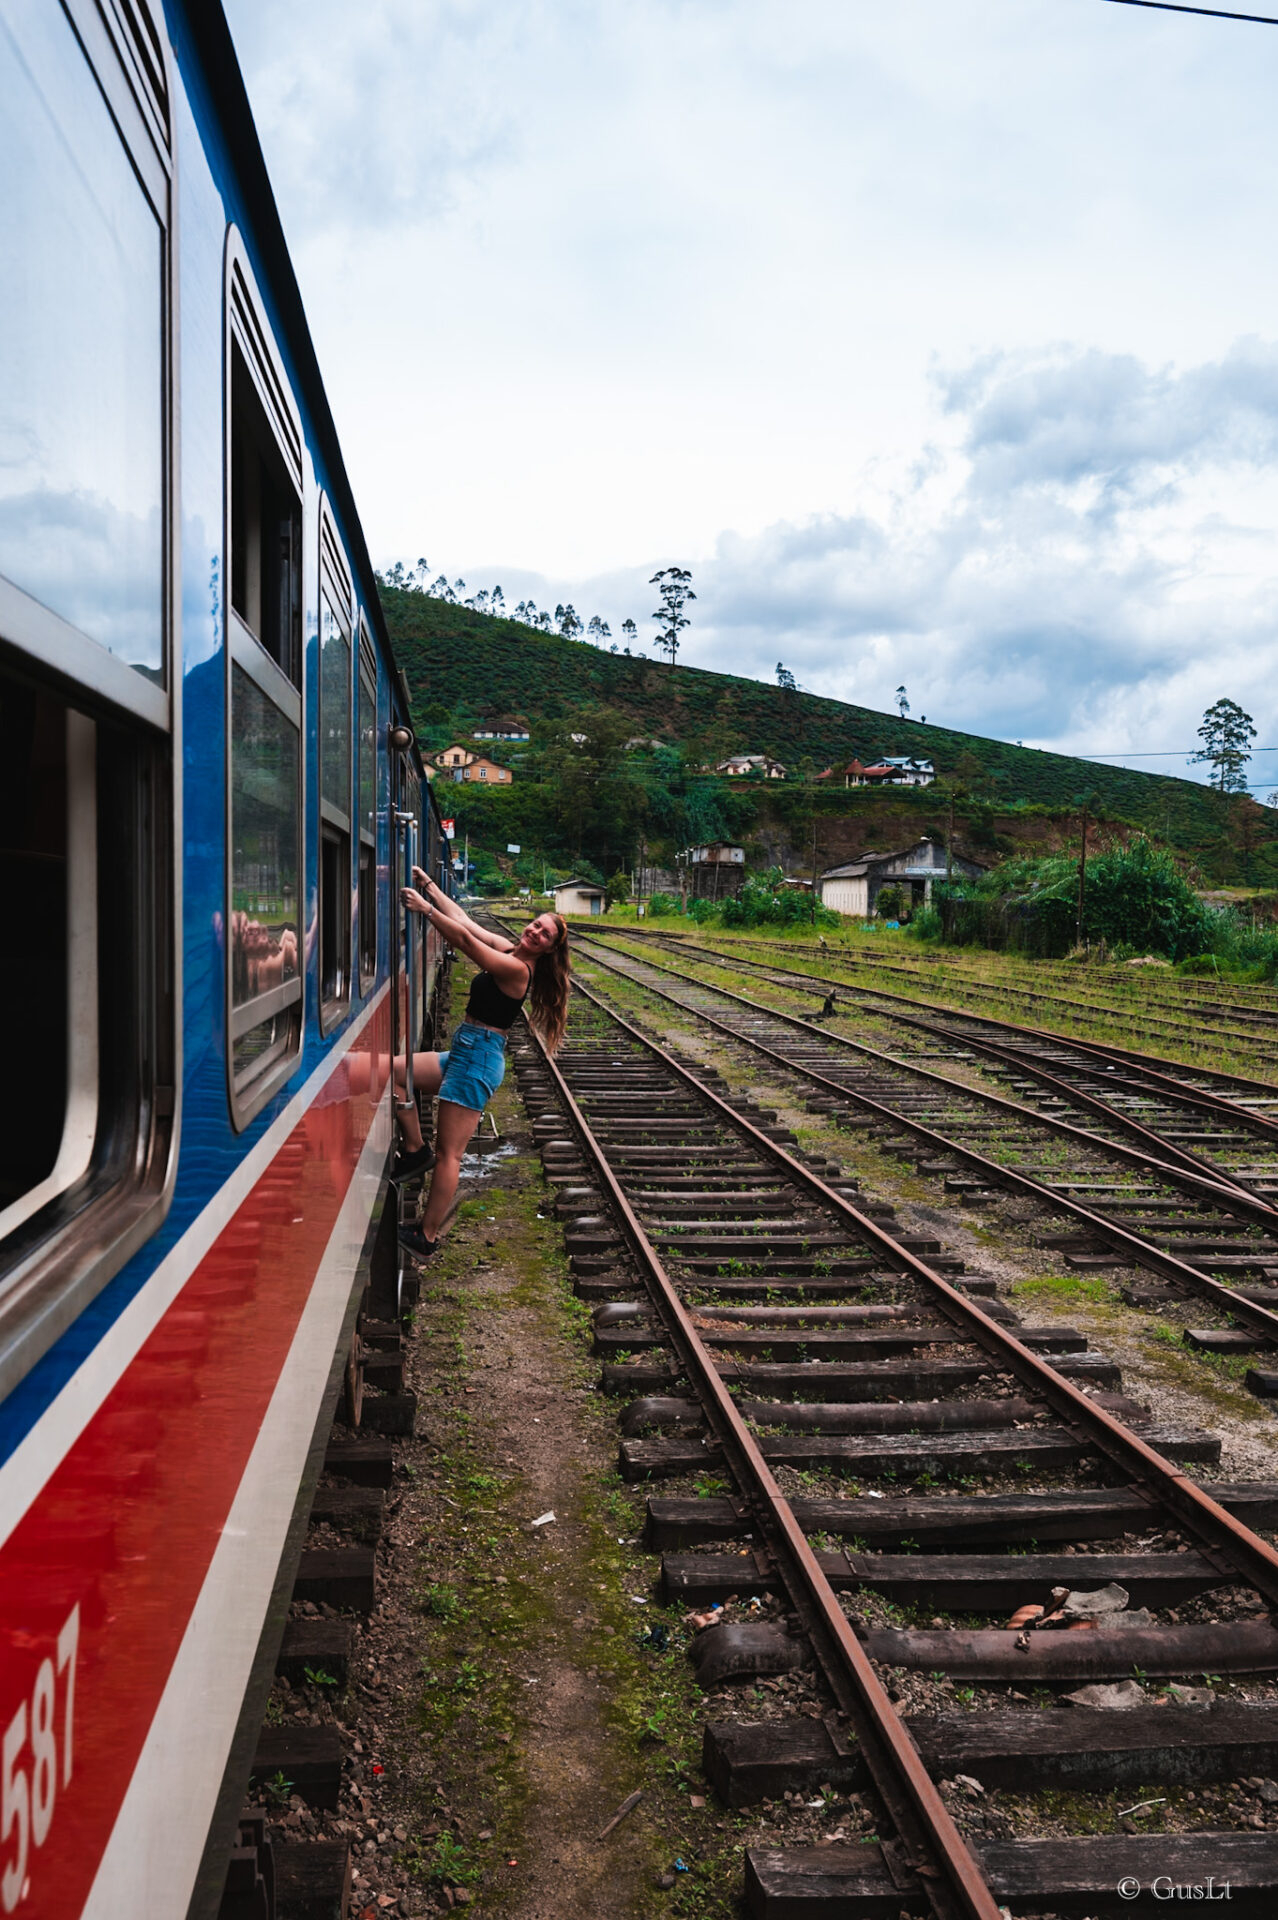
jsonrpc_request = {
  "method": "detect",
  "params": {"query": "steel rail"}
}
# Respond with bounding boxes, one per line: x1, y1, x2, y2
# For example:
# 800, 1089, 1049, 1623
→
640, 927, 1278, 1076
618, 926, 1278, 1098
704, 939, 1278, 1129
579, 932, 1278, 1236
523, 1007, 1002, 1920
550, 970, 1278, 1616
617, 936, 1278, 1198
572, 936, 1278, 1347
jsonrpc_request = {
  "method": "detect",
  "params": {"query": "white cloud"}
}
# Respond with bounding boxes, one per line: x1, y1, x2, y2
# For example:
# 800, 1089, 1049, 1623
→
221, 0, 1278, 781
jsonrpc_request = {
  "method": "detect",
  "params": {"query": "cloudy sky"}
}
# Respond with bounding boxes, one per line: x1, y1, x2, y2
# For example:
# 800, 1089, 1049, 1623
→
222, 0, 1278, 791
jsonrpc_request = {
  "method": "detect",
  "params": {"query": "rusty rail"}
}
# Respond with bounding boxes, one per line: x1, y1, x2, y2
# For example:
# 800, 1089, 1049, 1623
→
575, 934, 1278, 1342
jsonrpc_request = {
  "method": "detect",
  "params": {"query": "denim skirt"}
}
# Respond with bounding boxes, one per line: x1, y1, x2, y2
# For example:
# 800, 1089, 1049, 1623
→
437, 1021, 507, 1113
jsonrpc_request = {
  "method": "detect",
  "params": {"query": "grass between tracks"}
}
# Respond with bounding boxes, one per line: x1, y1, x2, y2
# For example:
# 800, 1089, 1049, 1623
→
390, 995, 753, 1917
596, 922, 1278, 1083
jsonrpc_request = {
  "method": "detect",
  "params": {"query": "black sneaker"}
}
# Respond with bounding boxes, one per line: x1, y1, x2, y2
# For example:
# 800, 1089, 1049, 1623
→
399, 1224, 440, 1261
393, 1141, 435, 1181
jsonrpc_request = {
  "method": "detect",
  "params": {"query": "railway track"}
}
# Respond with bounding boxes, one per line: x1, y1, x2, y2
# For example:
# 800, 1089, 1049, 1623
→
506, 981, 1278, 1917
566, 928, 1278, 1395
646, 928, 1278, 1076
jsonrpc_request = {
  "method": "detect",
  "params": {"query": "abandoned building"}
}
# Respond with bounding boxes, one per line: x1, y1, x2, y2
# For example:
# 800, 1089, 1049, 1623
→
818, 837, 984, 916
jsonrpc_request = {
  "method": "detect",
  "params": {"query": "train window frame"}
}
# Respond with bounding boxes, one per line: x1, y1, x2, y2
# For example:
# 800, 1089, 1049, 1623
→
0, 0, 171, 724
357, 621, 378, 993
0, 0, 178, 1401
224, 232, 305, 1130
318, 502, 353, 1034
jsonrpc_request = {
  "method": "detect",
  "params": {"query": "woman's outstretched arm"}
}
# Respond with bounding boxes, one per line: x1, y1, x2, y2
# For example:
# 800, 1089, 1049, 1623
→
401, 889, 529, 994
410, 870, 515, 952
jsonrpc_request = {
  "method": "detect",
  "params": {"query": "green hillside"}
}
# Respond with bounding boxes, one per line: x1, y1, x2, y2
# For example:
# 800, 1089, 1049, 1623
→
382, 591, 1278, 886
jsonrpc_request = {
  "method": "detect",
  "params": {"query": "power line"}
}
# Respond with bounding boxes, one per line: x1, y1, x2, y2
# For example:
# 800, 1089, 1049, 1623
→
1082, 744, 1278, 752
1103, 0, 1278, 24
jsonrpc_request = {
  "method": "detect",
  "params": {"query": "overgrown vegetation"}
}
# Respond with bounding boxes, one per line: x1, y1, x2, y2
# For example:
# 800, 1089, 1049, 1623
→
382, 590, 1278, 884
913, 836, 1278, 970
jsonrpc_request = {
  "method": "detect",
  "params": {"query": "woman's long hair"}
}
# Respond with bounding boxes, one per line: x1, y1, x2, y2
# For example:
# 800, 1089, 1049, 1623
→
528, 915, 571, 1053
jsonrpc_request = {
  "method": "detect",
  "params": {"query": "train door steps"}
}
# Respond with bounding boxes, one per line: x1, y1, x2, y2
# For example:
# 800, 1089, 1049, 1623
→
273, 1840, 352, 1920
662, 1549, 1222, 1609
293, 1547, 376, 1613
323, 1436, 395, 1486
275, 1616, 353, 1688
706, 1701, 1278, 1802
619, 1423, 1219, 1482
644, 1483, 1278, 1549
250, 1726, 343, 1810
745, 1834, 1278, 1917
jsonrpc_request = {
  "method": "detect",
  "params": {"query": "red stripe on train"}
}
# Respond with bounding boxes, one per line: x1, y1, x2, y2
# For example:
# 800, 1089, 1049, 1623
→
0, 1009, 391, 1916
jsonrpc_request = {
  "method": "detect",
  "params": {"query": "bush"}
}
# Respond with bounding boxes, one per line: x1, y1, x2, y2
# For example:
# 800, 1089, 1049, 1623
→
647, 891, 675, 916
719, 871, 841, 931
686, 896, 718, 924
935, 837, 1218, 961
905, 904, 943, 943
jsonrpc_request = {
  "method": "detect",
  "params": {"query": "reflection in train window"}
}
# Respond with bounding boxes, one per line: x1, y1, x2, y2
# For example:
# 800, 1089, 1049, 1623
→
318, 509, 353, 1030
358, 632, 377, 989
229, 664, 301, 1091
0, 1, 164, 680
226, 241, 304, 1124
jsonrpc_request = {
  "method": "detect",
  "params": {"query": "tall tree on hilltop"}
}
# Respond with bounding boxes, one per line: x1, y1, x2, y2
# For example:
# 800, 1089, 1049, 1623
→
895, 684, 910, 720
621, 618, 638, 649
1191, 698, 1256, 793
491, 586, 505, 618
650, 566, 695, 670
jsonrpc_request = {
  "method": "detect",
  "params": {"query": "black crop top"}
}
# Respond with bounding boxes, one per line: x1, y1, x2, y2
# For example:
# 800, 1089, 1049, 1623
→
465, 963, 530, 1030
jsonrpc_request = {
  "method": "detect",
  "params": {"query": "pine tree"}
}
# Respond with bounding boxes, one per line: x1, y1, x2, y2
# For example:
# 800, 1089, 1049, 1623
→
1191, 698, 1256, 793
649, 567, 695, 669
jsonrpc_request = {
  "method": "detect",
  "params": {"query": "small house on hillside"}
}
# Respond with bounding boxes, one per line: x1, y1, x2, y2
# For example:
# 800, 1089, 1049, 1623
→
464, 756, 512, 785
881, 756, 934, 787
717, 753, 787, 779
819, 837, 984, 917
820, 755, 934, 789
552, 878, 606, 916
434, 744, 512, 784
474, 716, 530, 740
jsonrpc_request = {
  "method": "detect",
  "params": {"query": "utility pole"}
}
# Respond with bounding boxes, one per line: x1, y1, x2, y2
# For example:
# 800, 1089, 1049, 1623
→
810, 811, 820, 926
947, 788, 955, 887
1075, 803, 1089, 949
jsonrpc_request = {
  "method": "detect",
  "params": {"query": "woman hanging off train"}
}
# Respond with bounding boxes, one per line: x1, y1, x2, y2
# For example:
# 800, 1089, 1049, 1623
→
393, 872, 570, 1258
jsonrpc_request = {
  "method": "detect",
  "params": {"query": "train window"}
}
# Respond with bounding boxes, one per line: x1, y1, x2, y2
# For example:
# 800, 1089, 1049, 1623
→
0, 0, 166, 699
357, 626, 378, 990
226, 238, 304, 1125
318, 508, 353, 1029
229, 665, 301, 1087
0, 656, 174, 1400
230, 347, 302, 686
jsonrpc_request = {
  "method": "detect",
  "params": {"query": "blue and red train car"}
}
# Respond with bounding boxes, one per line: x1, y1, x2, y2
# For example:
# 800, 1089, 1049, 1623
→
0, 3, 450, 1911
